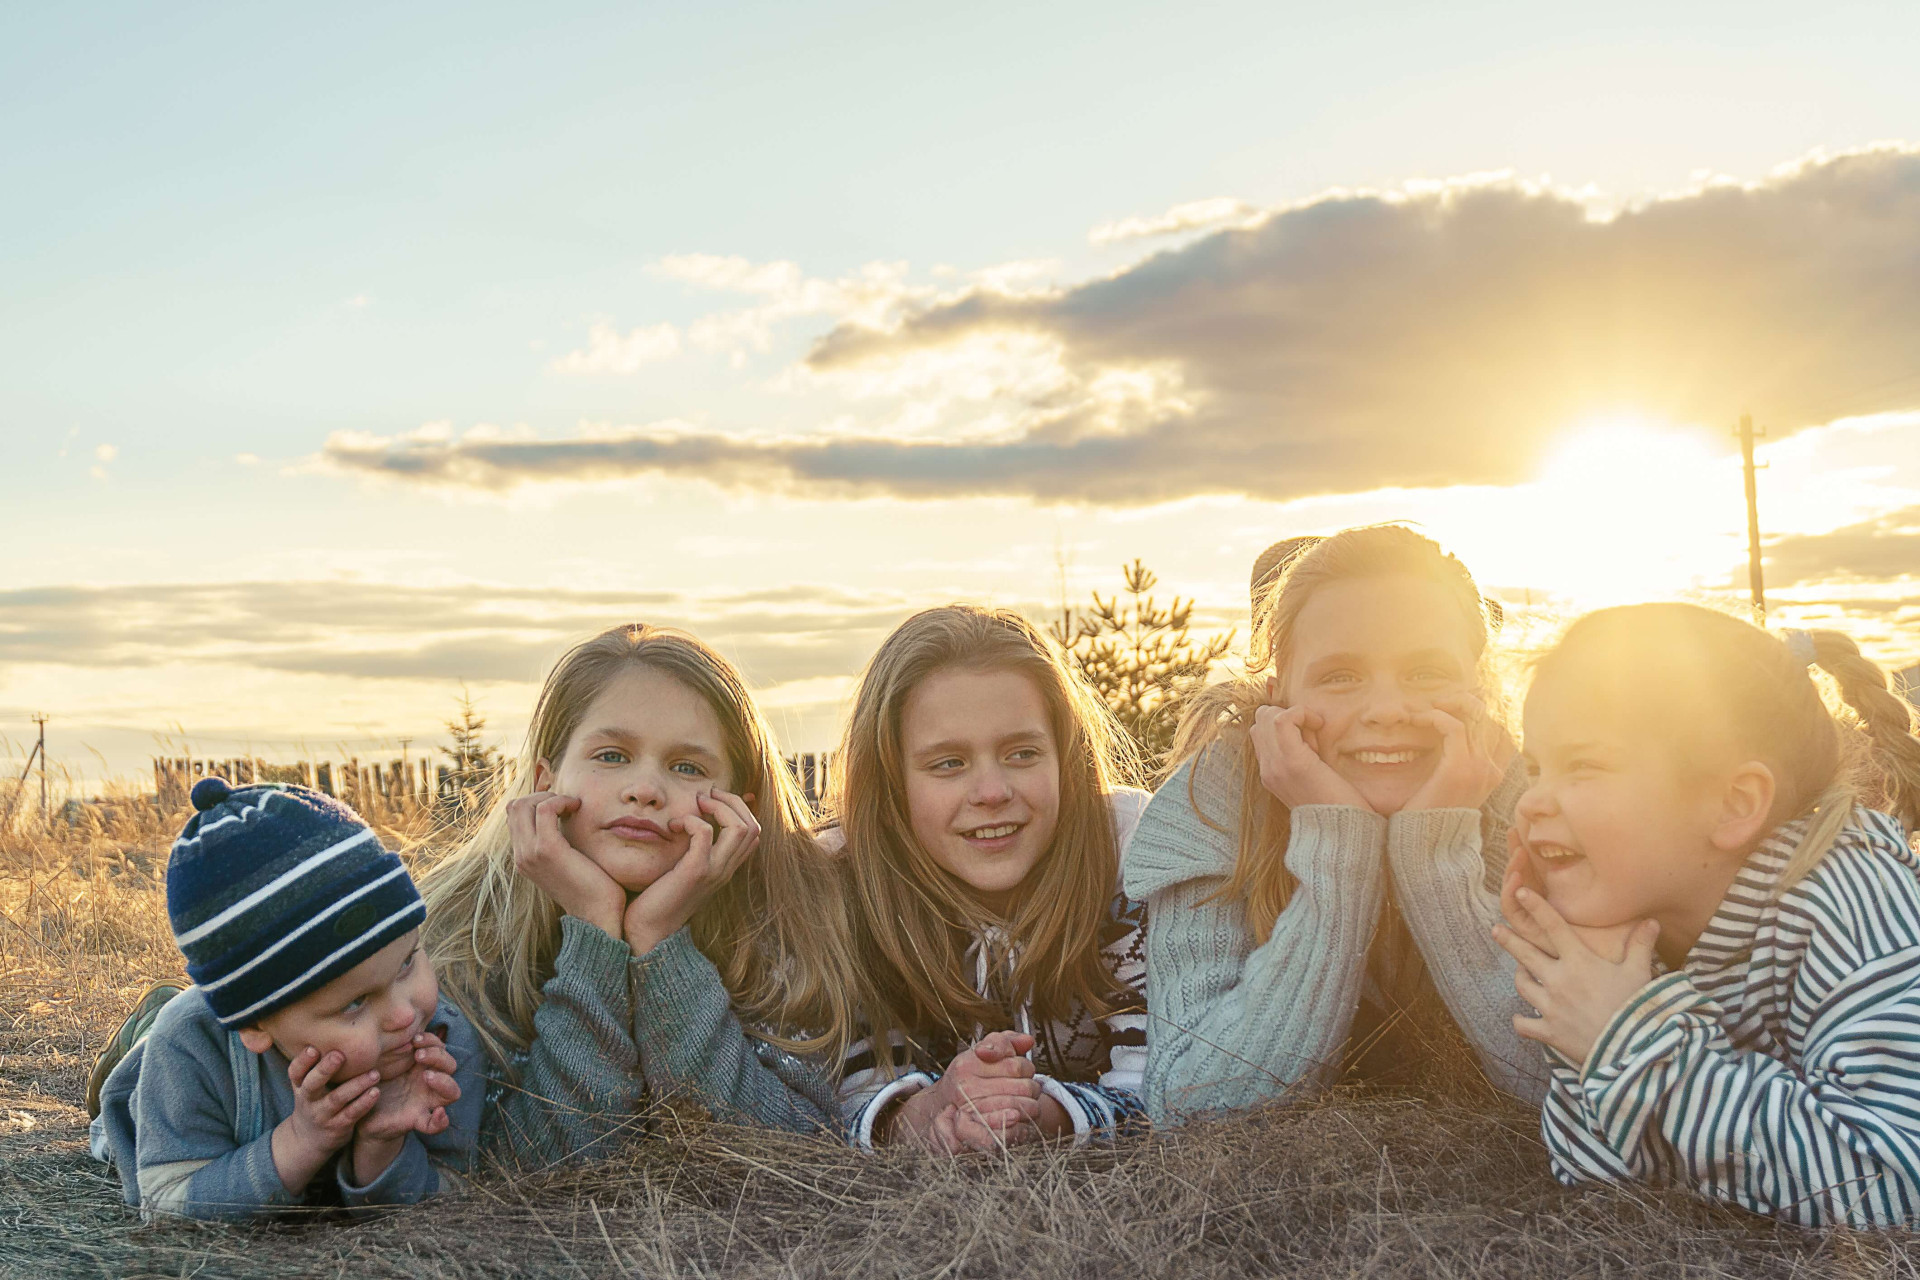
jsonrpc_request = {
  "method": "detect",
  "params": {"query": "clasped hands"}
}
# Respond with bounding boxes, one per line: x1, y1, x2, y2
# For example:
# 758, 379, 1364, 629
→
883, 1031, 1072, 1154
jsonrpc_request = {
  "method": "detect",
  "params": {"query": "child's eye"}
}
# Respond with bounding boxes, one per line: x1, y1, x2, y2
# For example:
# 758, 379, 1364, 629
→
341, 996, 367, 1015
592, 748, 628, 765
1317, 671, 1358, 686
671, 761, 708, 777
1006, 747, 1043, 764
1409, 667, 1452, 684
930, 757, 965, 772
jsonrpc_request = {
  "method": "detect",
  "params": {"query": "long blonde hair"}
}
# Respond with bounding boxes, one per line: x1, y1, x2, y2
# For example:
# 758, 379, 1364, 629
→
419, 623, 857, 1073
826, 605, 1141, 1073
1167, 526, 1497, 942
1532, 604, 1920, 886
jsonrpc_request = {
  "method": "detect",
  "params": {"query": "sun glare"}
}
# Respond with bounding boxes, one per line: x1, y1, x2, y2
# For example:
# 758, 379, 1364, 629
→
1463, 417, 1745, 609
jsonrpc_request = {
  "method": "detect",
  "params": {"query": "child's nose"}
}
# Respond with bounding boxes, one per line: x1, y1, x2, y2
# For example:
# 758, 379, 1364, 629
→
969, 767, 1013, 806
1360, 687, 1414, 726
1515, 778, 1554, 822
380, 1000, 417, 1033
622, 766, 666, 806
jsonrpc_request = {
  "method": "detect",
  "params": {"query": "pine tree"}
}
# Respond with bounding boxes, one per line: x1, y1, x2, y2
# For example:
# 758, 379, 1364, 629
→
1050, 560, 1233, 779
440, 687, 504, 817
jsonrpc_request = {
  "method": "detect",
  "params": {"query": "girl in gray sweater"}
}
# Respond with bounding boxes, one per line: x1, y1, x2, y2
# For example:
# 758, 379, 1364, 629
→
420, 624, 858, 1158
1123, 526, 1550, 1121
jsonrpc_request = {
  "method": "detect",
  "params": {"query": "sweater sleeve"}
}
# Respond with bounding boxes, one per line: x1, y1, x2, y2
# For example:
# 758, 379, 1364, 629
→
130, 1009, 297, 1221
1541, 952, 1920, 1227
482, 915, 648, 1167
630, 927, 841, 1136
1124, 742, 1387, 1122
1385, 800, 1550, 1104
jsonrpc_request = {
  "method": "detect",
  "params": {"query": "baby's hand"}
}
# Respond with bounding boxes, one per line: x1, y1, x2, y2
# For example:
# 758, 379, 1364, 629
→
349, 1033, 462, 1186
270, 1047, 382, 1194
358, 1032, 462, 1143
1495, 887, 1660, 1065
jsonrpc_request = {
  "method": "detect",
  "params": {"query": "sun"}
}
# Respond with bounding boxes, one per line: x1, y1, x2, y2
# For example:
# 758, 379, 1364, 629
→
1446, 415, 1748, 610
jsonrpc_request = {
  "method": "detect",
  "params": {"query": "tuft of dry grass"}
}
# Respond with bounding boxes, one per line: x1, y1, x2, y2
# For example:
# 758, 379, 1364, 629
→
8, 821, 1920, 1278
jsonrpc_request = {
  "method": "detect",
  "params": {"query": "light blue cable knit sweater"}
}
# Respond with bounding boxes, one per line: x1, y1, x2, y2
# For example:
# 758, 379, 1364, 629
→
1121, 736, 1549, 1121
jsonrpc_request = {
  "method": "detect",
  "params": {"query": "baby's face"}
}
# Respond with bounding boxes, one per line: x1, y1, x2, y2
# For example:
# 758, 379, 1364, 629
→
240, 929, 439, 1082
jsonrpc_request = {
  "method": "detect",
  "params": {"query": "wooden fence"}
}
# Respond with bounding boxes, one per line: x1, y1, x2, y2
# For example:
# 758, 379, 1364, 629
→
153, 756, 454, 819
151, 752, 835, 817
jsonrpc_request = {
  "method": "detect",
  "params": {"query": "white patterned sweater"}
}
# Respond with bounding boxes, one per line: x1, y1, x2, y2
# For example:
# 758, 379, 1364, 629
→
832, 788, 1152, 1148
1541, 806, 1920, 1226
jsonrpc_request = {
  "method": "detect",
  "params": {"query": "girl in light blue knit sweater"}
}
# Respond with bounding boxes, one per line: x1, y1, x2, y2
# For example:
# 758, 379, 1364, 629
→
1125, 526, 1548, 1121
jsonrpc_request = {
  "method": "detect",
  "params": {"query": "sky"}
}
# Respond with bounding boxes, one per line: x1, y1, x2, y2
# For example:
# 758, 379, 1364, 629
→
4, 1, 1919, 791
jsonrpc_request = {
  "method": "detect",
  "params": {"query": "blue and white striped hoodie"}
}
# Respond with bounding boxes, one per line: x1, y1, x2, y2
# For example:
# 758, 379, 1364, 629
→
1541, 806, 1920, 1226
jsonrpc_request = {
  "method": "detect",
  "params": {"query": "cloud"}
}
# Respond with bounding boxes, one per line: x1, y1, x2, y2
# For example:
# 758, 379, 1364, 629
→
1765, 505, 1920, 586
549, 321, 682, 374
1088, 197, 1260, 246
323, 146, 1920, 506
0, 581, 925, 689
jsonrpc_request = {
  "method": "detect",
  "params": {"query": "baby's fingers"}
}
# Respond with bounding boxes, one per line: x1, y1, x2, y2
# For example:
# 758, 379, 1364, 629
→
414, 1043, 459, 1075
418, 1106, 450, 1136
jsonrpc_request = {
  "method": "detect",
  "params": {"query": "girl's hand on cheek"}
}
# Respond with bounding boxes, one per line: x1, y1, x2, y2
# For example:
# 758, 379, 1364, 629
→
622, 788, 761, 956
1501, 831, 1647, 961
1250, 684, 1371, 811
1405, 694, 1507, 812
507, 790, 625, 940
1495, 888, 1660, 1065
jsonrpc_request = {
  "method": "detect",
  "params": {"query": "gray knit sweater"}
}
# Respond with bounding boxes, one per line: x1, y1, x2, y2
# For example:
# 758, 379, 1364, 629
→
1121, 736, 1548, 1121
486, 915, 840, 1167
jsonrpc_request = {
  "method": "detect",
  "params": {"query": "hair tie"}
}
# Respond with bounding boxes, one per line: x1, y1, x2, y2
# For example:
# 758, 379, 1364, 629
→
1784, 629, 1818, 669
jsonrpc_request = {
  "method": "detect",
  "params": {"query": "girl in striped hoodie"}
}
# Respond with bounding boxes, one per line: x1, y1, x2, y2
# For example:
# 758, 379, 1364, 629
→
1495, 603, 1920, 1226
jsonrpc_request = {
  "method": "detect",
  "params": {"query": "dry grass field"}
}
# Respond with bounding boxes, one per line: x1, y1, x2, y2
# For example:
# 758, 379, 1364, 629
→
6, 805, 1920, 1279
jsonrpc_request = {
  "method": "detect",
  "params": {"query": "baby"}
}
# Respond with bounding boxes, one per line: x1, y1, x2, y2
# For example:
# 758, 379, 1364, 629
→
91, 778, 482, 1219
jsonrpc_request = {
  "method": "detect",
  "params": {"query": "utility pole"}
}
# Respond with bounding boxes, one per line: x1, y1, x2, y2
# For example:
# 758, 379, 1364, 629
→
1736, 414, 1766, 623
31, 713, 49, 829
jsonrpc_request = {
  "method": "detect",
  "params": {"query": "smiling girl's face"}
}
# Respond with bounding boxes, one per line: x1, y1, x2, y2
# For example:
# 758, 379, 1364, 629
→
899, 665, 1062, 915
534, 666, 732, 892
1281, 573, 1480, 815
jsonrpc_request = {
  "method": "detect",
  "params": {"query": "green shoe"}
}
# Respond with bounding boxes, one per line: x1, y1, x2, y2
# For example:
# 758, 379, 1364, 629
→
87, 981, 185, 1119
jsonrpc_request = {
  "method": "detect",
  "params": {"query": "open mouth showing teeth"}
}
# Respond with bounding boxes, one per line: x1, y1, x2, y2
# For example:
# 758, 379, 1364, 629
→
1531, 842, 1584, 864
1351, 750, 1422, 765
964, 823, 1021, 840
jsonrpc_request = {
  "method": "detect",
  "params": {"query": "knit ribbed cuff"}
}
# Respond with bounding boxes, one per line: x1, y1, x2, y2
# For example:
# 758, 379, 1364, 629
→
1285, 805, 1388, 907
557, 914, 637, 986
626, 926, 712, 1010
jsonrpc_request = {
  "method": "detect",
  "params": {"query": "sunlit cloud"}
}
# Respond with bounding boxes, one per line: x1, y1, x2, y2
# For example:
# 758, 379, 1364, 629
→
321, 145, 1920, 508
1088, 196, 1261, 245
549, 320, 682, 373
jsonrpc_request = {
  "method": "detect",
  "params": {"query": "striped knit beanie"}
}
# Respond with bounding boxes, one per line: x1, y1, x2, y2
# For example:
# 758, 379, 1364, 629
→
166, 777, 424, 1029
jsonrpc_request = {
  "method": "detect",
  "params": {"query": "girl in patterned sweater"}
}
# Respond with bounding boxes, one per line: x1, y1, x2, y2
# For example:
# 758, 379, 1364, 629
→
1495, 603, 1920, 1226
824, 606, 1150, 1152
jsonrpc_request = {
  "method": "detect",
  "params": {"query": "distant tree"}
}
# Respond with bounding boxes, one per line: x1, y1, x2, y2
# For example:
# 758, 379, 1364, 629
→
440, 687, 504, 817
1051, 559, 1234, 779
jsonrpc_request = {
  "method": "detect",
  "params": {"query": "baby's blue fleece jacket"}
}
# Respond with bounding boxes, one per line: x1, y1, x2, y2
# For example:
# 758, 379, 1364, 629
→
93, 985, 485, 1220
